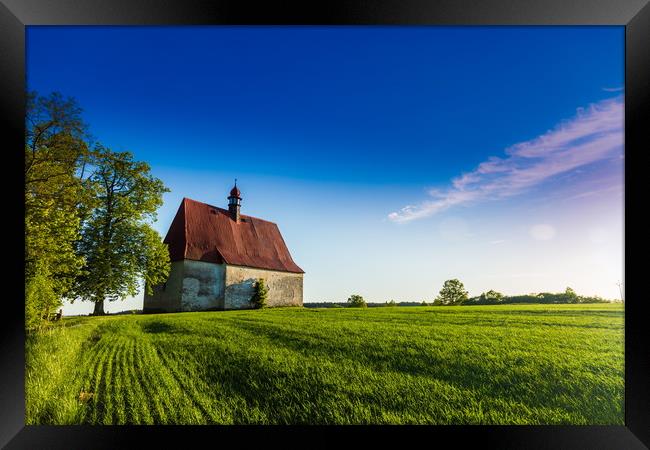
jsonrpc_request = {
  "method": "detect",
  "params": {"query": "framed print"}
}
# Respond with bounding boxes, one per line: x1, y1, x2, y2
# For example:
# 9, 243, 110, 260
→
2, 0, 649, 448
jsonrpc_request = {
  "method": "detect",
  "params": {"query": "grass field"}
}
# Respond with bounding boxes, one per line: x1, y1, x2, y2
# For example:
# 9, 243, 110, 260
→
26, 304, 624, 425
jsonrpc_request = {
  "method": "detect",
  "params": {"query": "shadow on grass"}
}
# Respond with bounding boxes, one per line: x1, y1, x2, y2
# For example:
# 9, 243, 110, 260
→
224, 318, 623, 424
140, 320, 179, 335
183, 343, 367, 424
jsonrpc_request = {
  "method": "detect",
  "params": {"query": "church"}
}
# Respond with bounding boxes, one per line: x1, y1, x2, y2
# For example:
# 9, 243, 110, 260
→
143, 183, 304, 312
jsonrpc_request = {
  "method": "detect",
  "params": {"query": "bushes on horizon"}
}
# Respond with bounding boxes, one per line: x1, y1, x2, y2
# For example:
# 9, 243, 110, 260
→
466, 287, 613, 305
347, 294, 367, 308
563, 287, 579, 303
471, 289, 505, 305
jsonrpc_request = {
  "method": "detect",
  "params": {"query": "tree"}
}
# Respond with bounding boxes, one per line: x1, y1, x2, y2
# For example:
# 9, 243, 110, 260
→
479, 289, 504, 304
347, 294, 367, 308
251, 278, 269, 309
25, 91, 94, 328
563, 287, 579, 304
386, 299, 397, 307
25, 262, 60, 332
71, 149, 170, 315
421, 300, 428, 306
436, 279, 469, 305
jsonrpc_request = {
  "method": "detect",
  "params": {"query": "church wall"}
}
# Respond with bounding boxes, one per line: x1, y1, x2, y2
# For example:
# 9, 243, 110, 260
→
224, 265, 303, 309
143, 260, 185, 312
180, 260, 226, 311
145, 260, 303, 313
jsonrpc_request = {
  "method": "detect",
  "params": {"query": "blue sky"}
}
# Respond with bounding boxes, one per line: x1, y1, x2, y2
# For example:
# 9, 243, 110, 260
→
26, 26, 624, 314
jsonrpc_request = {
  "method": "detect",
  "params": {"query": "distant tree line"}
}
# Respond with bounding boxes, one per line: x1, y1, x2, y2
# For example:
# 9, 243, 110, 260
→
304, 299, 429, 308
305, 282, 615, 309
464, 287, 612, 305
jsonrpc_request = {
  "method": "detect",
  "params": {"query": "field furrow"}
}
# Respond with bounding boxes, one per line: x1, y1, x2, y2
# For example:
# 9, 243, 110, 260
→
26, 304, 625, 425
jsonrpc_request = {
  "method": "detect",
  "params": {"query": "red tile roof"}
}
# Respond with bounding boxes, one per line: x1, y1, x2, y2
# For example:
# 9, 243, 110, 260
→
164, 197, 304, 274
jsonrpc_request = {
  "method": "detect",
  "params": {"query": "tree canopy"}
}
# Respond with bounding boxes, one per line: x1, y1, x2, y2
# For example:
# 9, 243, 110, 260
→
479, 290, 504, 303
25, 92, 94, 328
347, 294, 367, 308
25, 91, 91, 300
25, 91, 171, 325
72, 149, 170, 315
436, 279, 469, 305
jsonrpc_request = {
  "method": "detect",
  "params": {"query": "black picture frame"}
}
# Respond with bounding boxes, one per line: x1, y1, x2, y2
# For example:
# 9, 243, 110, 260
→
2, 1, 648, 448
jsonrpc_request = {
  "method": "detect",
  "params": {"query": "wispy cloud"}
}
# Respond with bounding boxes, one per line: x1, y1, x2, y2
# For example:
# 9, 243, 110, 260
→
563, 184, 623, 201
388, 96, 624, 223
602, 86, 624, 92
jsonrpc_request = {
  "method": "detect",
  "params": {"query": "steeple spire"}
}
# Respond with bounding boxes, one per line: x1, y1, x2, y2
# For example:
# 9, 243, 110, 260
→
227, 180, 242, 222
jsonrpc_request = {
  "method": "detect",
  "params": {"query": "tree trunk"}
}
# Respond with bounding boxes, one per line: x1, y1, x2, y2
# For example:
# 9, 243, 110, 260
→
93, 299, 105, 316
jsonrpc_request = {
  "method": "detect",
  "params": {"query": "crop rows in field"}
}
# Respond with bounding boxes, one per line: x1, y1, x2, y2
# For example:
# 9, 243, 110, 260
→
26, 304, 625, 425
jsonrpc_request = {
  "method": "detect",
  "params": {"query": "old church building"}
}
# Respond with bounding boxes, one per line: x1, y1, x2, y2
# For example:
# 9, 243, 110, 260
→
144, 183, 304, 312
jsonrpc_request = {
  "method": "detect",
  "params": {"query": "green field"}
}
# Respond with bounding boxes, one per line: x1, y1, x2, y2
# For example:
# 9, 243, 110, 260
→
26, 304, 624, 425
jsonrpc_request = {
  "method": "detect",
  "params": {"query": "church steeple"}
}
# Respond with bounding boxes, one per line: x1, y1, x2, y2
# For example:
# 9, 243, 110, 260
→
227, 179, 242, 223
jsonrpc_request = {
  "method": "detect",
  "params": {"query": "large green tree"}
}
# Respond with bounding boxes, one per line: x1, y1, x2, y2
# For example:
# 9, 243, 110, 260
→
72, 148, 170, 315
25, 91, 94, 327
436, 279, 469, 305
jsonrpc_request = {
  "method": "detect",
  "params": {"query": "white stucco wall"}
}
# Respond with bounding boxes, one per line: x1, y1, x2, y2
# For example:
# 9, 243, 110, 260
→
180, 260, 226, 311
144, 260, 303, 312
224, 265, 303, 309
